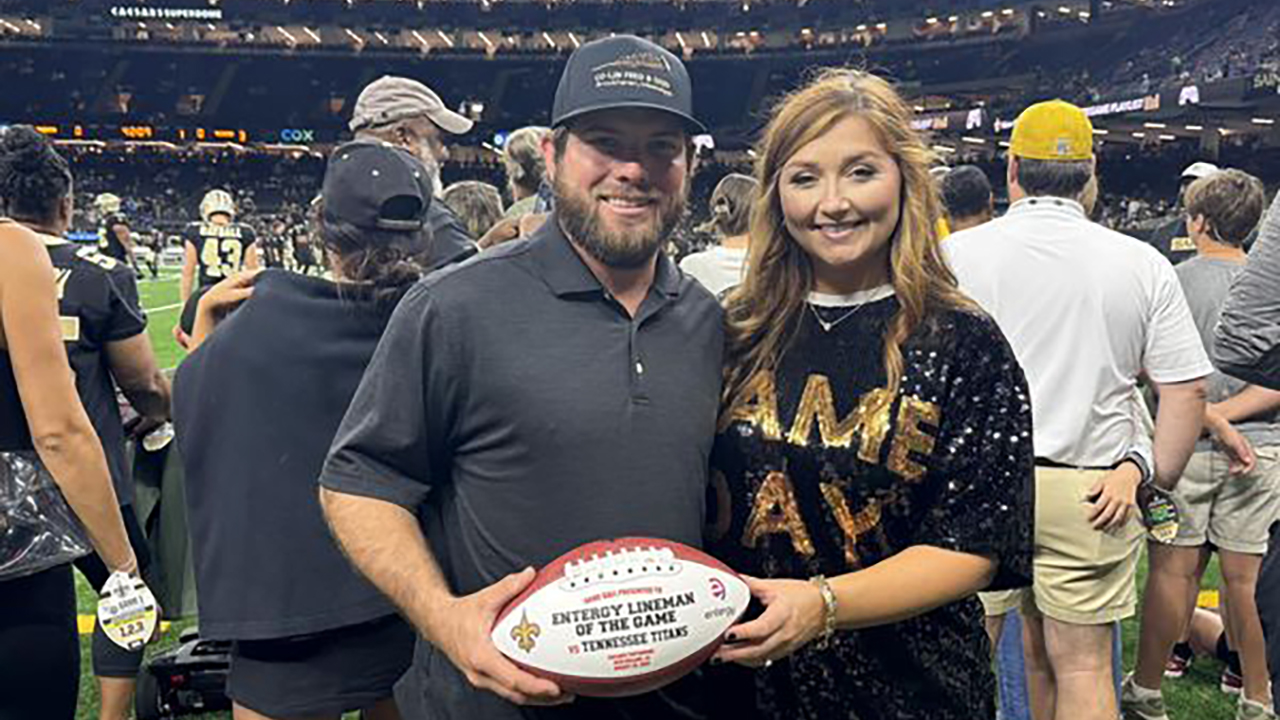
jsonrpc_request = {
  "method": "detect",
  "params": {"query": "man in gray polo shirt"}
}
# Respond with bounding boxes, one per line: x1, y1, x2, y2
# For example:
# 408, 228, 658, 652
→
320, 35, 723, 720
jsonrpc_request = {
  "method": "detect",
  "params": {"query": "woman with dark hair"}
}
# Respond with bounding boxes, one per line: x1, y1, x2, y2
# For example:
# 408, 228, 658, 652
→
173, 142, 427, 720
0, 128, 149, 719
707, 71, 1035, 720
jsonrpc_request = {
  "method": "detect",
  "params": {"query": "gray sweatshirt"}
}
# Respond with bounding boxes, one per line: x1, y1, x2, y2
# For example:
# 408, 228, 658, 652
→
1215, 192, 1280, 389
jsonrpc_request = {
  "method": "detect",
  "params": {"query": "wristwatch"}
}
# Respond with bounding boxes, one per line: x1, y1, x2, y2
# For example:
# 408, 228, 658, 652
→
1120, 449, 1152, 485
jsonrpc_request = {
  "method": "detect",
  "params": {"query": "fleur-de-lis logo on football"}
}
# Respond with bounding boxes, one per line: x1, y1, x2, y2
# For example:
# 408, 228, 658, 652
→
511, 611, 541, 653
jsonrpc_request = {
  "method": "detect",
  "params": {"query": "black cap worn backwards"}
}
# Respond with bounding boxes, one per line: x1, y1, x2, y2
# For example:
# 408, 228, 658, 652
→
322, 142, 432, 232
551, 34, 707, 134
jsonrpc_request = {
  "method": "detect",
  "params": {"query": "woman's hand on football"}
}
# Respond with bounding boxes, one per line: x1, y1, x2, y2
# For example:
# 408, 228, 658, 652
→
713, 575, 827, 668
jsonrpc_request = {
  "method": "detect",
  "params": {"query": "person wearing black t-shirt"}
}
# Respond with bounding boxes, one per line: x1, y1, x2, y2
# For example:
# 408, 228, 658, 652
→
708, 71, 1034, 720
51, 238, 170, 720
173, 142, 428, 720
0, 126, 151, 720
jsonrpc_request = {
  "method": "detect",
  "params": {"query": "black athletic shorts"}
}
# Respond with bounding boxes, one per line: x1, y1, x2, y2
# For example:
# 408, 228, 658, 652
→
226, 613, 414, 717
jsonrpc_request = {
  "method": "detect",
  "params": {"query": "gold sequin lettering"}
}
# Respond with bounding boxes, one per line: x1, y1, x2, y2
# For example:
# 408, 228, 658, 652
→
820, 483, 881, 569
787, 374, 851, 447
850, 387, 894, 464
742, 471, 814, 557
785, 375, 894, 462
727, 371, 782, 441
887, 396, 941, 481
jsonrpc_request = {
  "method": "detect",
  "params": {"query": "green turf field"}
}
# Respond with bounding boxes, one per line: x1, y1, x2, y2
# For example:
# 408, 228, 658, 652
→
71, 270, 1244, 719
136, 270, 188, 373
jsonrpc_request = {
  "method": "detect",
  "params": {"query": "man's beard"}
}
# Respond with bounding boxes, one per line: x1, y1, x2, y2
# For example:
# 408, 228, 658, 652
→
422, 154, 444, 199
555, 177, 686, 269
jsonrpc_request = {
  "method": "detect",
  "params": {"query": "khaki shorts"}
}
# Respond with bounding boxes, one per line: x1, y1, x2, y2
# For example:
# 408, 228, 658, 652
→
980, 466, 1145, 624
1169, 447, 1280, 554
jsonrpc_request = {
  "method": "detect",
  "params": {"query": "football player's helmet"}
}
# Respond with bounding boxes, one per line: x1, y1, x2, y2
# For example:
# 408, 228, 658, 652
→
95, 193, 123, 215
200, 189, 236, 221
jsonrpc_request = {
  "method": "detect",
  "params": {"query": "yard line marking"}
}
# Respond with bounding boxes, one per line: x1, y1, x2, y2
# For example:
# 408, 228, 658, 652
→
78, 615, 171, 635
144, 302, 184, 313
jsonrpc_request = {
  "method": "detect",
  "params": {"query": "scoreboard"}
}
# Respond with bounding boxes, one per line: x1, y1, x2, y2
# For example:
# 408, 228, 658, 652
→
30, 124, 252, 144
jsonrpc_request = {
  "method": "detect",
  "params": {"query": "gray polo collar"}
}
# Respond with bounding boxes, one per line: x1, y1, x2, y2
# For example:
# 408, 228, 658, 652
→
530, 212, 682, 299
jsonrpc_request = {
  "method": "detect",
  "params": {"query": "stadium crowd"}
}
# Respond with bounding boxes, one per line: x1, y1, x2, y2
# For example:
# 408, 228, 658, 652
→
5, 19, 1280, 720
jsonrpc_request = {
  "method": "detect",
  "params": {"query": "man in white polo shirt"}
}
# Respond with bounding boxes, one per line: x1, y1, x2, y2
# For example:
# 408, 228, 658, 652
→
947, 99, 1212, 720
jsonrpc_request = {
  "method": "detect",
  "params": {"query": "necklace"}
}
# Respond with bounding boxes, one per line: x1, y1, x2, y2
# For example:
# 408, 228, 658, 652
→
806, 285, 894, 332
808, 300, 869, 332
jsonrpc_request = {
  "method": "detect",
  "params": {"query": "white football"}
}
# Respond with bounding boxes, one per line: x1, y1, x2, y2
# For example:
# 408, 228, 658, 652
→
491, 537, 751, 697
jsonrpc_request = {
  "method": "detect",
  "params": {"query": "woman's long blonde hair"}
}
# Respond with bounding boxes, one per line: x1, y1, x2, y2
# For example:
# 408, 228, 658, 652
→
722, 69, 972, 415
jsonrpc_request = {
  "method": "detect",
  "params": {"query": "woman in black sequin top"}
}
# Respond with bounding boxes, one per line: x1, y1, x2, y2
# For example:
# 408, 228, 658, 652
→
707, 71, 1036, 720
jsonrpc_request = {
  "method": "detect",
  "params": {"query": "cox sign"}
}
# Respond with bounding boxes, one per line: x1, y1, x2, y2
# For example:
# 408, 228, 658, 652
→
279, 128, 316, 143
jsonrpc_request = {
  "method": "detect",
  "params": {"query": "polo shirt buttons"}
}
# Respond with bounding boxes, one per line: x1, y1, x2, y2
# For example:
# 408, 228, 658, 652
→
635, 359, 645, 375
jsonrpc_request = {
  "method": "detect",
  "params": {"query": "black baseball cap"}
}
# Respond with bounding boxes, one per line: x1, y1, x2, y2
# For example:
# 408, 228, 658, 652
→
322, 141, 432, 232
551, 35, 706, 134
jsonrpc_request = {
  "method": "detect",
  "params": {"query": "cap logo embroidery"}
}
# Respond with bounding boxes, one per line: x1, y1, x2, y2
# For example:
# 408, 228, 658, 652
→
1056, 138, 1071, 157
591, 52, 675, 97
593, 52, 671, 73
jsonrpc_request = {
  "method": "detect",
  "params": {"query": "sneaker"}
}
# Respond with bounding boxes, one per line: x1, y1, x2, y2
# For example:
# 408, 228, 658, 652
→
1224, 668, 1245, 695
1165, 651, 1193, 679
1122, 674, 1171, 720
1236, 697, 1277, 720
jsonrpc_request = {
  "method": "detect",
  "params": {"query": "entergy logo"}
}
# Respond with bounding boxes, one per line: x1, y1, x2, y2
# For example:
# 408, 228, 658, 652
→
709, 577, 726, 601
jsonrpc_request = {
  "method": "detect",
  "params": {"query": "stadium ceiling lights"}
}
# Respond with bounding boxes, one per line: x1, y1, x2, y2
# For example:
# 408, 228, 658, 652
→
1185, 124, 1204, 131
1252, 118, 1276, 125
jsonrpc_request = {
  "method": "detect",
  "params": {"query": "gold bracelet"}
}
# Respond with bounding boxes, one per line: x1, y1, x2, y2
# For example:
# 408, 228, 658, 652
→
810, 574, 838, 650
